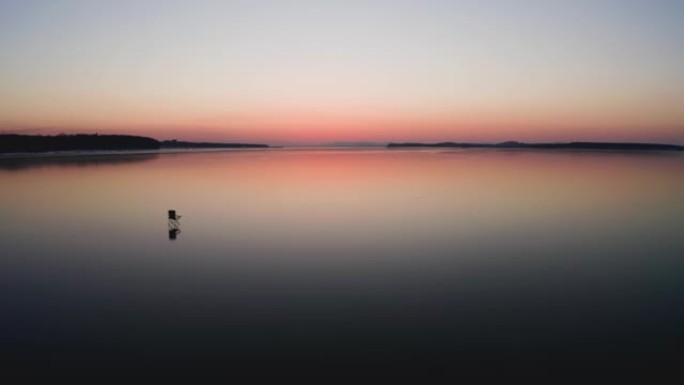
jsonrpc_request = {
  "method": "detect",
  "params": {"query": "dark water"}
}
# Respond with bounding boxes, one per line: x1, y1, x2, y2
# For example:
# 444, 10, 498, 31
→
1, 148, 683, 376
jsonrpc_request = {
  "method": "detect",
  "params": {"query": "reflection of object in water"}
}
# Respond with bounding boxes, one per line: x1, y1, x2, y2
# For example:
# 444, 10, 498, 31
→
168, 209, 181, 240
169, 228, 180, 240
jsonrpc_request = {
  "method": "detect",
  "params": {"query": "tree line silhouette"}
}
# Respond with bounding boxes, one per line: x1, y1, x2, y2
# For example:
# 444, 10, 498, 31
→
1, 134, 160, 153
0, 134, 268, 153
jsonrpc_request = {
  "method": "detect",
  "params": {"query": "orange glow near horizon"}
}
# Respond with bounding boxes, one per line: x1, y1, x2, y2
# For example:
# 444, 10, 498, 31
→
12, 121, 681, 146
2, 1, 683, 144
6, 105, 683, 145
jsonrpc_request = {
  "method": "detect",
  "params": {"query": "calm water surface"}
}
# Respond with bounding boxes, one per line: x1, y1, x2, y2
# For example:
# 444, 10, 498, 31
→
1, 148, 683, 375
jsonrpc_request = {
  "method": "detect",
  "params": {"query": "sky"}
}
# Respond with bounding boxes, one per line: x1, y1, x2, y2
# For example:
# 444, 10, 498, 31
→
1, 0, 683, 144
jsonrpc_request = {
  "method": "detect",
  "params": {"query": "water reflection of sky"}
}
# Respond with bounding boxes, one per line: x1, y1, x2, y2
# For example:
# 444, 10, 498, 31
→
1, 149, 683, 375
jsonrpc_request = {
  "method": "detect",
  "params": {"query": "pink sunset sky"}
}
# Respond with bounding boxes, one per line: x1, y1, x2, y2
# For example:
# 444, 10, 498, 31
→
1, 0, 683, 144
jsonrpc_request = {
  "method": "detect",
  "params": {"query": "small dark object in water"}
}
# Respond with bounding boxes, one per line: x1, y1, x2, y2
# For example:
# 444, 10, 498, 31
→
168, 210, 181, 240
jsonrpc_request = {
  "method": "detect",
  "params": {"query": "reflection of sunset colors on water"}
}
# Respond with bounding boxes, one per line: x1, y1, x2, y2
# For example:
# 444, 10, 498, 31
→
2, 148, 683, 274
3, 149, 682, 250
1, 148, 683, 375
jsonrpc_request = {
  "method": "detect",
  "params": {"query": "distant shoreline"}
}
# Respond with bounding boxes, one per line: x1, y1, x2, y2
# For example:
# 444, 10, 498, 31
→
387, 141, 684, 152
0, 134, 269, 155
3, 135, 683, 158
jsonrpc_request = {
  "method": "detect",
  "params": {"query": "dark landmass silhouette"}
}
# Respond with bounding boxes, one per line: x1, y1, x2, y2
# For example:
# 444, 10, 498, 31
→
161, 139, 268, 149
0, 134, 268, 153
388, 141, 684, 151
1, 134, 160, 153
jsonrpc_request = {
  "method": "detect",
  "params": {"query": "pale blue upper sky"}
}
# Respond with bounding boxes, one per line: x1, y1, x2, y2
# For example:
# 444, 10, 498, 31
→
1, 0, 683, 143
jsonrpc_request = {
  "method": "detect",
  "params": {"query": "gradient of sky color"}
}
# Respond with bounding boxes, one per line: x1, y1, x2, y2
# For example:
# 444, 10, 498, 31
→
1, 0, 683, 144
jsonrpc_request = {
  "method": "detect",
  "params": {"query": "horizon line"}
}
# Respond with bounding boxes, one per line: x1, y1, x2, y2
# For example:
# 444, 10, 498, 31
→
3, 132, 684, 148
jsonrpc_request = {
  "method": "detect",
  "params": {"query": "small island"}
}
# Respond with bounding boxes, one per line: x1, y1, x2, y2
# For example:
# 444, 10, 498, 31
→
0, 134, 268, 154
387, 141, 684, 151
